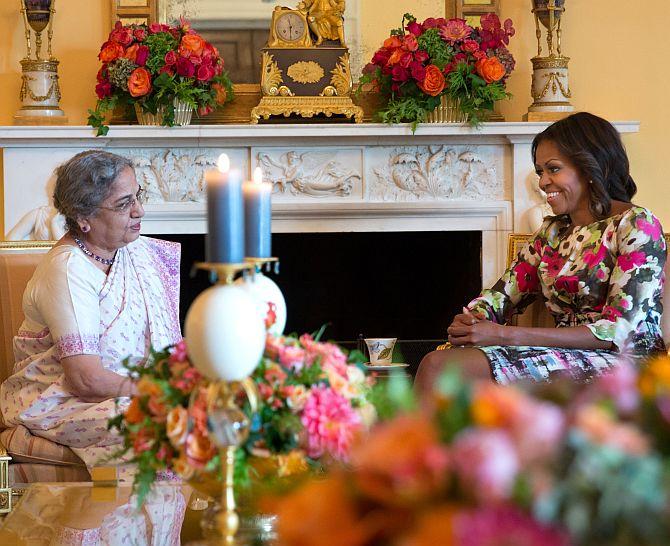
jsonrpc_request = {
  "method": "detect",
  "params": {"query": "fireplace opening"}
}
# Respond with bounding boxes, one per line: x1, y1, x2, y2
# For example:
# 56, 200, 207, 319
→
156, 231, 482, 373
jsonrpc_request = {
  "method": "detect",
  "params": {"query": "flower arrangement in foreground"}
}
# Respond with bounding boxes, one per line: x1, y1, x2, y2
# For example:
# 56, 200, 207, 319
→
267, 356, 670, 546
88, 18, 233, 136
109, 332, 376, 502
359, 13, 515, 128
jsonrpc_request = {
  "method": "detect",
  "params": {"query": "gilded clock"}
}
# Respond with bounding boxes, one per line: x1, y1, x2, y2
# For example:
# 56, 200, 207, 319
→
268, 8, 312, 48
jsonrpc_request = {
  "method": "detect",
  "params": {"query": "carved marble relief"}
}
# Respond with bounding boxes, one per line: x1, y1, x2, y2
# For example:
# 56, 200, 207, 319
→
255, 149, 362, 198
366, 146, 504, 202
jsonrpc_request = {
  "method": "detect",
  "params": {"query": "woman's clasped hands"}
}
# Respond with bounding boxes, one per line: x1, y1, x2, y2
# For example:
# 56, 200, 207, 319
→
447, 307, 507, 347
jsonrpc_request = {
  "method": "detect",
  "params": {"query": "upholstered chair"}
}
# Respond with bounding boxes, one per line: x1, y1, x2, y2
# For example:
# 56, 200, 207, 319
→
0, 242, 90, 484
507, 233, 670, 351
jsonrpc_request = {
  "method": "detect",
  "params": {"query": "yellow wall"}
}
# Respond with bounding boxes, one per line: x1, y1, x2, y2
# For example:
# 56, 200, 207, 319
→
1, 1, 669, 228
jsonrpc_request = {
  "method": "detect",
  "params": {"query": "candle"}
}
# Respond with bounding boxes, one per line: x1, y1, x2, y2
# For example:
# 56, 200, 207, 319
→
205, 153, 244, 263
243, 166, 272, 258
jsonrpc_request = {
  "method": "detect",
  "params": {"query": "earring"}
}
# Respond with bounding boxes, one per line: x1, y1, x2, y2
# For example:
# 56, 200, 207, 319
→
81, 225, 90, 233
589, 180, 594, 185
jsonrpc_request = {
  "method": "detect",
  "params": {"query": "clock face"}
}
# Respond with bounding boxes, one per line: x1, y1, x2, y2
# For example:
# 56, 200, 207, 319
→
275, 12, 306, 43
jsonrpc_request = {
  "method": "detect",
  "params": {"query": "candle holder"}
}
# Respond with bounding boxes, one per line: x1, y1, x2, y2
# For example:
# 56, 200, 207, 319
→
202, 378, 259, 544
245, 256, 279, 275
192, 261, 256, 286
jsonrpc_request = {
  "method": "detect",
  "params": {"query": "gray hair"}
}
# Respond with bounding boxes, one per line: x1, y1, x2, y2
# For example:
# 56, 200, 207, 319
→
53, 150, 134, 234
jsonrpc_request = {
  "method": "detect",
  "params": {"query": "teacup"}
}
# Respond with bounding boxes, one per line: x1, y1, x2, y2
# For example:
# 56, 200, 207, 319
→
364, 338, 397, 365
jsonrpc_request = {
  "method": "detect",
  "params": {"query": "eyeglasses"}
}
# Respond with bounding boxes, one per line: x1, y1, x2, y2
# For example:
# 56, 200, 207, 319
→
99, 187, 147, 214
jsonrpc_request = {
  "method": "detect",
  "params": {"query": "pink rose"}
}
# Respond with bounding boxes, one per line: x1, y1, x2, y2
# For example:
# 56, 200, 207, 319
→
197, 63, 215, 82
164, 50, 178, 65
452, 429, 519, 503
406, 21, 422, 36
134, 27, 147, 41
110, 21, 133, 47
462, 39, 480, 53
402, 34, 418, 52
279, 345, 306, 371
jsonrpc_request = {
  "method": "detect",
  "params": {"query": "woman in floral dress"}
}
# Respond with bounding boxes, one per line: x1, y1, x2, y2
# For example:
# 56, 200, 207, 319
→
416, 112, 666, 392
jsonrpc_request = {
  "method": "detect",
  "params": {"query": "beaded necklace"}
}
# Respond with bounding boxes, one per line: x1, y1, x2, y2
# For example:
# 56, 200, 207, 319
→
74, 237, 115, 266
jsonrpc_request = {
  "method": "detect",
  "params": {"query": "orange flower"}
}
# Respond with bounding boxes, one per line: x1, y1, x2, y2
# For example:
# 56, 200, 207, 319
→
274, 474, 374, 546
387, 48, 404, 66
475, 56, 506, 83
639, 355, 670, 398
185, 431, 216, 468
211, 82, 228, 105
351, 413, 450, 506
383, 36, 402, 49
166, 406, 188, 448
180, 34, 206, 56
128, 67, 152, 97
124, 43, 140, 63
277, 450, 309, 478
99, 42, 124, 63
398, 505, 456, 546
137, 377, 162, 398
172, 453, 195, 480
124, 397, 144, 425
418, 65, 446, 96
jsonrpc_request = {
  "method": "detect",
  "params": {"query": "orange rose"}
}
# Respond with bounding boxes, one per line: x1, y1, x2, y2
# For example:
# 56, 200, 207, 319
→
383, 36, 402, 49
180, 34, 206, 56
387, 48, 404, 66
418, 64, 446, 96
99, 42, 124, 63
124, 397, 144, 424
185, 431, 216, 468
475, 56, 506, 83
124, 43, 139, 63
128, 67, 152, 97
211, 82, 228, 105
166, 406, 188, 448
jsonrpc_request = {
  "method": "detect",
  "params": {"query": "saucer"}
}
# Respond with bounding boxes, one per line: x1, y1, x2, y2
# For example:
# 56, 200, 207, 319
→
364, 362, 409, 371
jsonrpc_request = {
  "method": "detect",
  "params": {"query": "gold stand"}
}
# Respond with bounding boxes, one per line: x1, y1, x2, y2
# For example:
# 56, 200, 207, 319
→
245, 257, 279, 274
192, 262, 255, 286
204, 379, 259, 544
251, 95, 363, 124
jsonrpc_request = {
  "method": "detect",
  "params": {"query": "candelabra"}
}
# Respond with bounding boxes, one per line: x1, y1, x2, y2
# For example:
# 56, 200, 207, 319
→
525, 0, 574, 122
14, 0, 67, 125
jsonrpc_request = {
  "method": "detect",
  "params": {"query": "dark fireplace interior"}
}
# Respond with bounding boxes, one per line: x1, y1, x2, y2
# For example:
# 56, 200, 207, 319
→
156, 231, 482, 374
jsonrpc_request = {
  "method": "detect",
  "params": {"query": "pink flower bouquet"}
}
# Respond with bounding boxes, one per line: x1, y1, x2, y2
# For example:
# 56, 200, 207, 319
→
359, 13, 515, 127
109, 332, 376, 502
88, 18, 233, 136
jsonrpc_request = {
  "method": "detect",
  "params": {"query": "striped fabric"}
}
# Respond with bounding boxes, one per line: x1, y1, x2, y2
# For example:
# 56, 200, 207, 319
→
9, 462, 90, 484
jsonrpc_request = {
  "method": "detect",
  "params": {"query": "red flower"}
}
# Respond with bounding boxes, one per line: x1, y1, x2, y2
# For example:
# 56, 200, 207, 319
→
555, 275, 580, 294
414, 50, 429, 63
422, 17, 446, 29
410, 61, 426, 82
134, 27, 147, 41
617, 251, 647, 272
98, 41, 124, 63
110, 21, 133, 47
135, 45, 149, 66
198, 104, 214, 116
95, 81, 112, 99
462, 39, 479, 53
602, 305, 623, 321
164, 50, 178, 66
403, 34, 419, 52
176, 57, 196, 78
391, 65, 410, 82
158, 65, 175, 77
406, 21, 422, 36
399, 52, 413, 68
513, 262, 539, 293
583, 244, 608, 269
197, 63, 215, 82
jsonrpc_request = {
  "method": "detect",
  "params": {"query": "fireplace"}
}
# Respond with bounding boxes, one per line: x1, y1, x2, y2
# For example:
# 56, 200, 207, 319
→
159, 231, 482, 371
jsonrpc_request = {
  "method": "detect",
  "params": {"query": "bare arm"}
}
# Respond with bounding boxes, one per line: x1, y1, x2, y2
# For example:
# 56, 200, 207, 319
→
447, 320, 613, 351
62, 355, 137, 403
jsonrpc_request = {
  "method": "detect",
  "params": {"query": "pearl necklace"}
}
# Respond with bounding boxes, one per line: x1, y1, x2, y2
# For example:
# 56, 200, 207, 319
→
74, 237, 115, 266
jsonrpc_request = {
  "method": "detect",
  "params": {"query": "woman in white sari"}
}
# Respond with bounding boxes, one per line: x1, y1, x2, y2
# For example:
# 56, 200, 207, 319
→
0, 150, 182, 468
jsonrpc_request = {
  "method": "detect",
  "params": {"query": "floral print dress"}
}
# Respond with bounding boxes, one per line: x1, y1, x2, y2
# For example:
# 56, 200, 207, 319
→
467, 207, 666, 384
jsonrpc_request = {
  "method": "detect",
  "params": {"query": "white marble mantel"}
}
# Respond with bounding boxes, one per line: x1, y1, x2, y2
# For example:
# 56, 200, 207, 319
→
0, 121, 639, 286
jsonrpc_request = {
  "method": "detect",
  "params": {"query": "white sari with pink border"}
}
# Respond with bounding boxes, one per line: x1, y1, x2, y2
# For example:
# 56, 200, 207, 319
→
0, 236, 181, 467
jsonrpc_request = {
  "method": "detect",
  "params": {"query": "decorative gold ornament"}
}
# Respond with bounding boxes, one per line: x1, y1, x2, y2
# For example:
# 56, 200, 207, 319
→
287, 61, 325, 84
524, 0, 573, 122
15, 0, 67, 125
252, 1, 362, 123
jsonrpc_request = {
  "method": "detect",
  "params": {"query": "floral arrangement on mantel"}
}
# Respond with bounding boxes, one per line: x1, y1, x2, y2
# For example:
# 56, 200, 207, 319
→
109, 331, 376, 502
88, 19, 233, 136
359, 13, 515, 128
268, 357, 670, 546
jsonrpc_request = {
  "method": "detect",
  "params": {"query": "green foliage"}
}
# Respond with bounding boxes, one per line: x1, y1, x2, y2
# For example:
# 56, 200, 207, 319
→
417, 28, 453, 70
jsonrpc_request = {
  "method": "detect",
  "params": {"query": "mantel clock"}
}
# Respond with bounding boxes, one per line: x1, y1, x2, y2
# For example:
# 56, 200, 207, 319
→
251, 1, 363, 123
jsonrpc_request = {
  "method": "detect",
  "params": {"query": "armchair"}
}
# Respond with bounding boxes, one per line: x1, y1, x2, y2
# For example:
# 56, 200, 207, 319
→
0, 242, 90, 485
